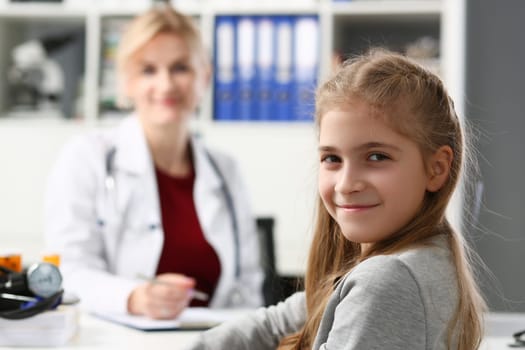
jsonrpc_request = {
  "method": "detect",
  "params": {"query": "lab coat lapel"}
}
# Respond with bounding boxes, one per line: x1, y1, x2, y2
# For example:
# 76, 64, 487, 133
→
110, 115, 159, 222
109, 115, 162, 278
192, 136, 226, 238
191, 136, 223, 199
191, 136, 238, 301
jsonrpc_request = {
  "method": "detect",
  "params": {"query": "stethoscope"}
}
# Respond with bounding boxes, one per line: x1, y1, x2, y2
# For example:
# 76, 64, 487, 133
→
103, 145, 244, 306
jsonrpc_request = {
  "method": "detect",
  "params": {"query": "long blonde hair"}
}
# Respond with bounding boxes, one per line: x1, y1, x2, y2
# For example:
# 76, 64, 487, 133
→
115, 4, 204, 107
279, 49, 486, 350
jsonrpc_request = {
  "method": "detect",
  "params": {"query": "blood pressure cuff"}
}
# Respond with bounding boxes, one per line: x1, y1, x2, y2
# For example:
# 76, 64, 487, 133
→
0, 289, 63, 320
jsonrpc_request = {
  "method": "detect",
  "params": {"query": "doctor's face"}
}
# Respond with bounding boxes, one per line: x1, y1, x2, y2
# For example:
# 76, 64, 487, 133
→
125, 32, 209, 128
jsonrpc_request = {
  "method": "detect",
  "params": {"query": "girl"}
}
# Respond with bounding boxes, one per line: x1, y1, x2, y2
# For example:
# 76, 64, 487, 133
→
185, 49, 486, 349
44, 4, 263, 319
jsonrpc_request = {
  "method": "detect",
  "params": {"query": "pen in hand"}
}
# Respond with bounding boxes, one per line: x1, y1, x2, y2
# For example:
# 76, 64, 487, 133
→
136, 274, 209, 302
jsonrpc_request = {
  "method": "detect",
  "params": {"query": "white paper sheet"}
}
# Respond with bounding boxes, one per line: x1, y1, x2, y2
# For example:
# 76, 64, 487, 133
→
93, 307, 250, 331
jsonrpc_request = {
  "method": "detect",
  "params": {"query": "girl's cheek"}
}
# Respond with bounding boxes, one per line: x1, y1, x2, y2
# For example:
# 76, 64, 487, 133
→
318, 181, 332, 205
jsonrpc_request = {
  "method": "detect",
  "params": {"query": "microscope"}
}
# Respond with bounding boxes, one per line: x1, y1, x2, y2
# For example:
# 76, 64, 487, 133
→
7, 31, 84, 118
7, 39, 64, 111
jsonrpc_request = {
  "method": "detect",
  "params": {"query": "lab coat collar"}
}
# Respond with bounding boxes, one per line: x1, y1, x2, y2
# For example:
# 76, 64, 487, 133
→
112, 114, 223, 191
113, 115, 151, 175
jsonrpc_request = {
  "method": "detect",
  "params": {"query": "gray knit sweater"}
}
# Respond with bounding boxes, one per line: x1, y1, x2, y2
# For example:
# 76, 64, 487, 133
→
185, 235, 458, 349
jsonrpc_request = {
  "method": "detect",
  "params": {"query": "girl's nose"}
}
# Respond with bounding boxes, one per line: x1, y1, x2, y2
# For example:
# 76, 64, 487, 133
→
334, 165, 365, 194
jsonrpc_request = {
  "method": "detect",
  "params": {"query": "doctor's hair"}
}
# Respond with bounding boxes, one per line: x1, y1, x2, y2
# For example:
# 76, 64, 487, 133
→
115, 4, 205, 107
278, 49, 485, 350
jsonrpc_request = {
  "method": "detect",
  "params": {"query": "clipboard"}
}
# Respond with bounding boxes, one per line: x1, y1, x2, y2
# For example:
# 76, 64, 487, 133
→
93, 307, 248, 332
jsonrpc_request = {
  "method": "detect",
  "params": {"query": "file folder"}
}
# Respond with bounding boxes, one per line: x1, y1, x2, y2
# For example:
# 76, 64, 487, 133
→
293, 15, 319, 121
214, 16, 236, 121
255, 16, 275, 121
274, 16, 294, 121
213, 14, 319, 122
236, 16, 256, 121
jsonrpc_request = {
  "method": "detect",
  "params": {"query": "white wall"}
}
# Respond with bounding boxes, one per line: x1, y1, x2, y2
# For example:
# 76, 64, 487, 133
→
0, 119, 86, 262
200, 123, 318, 275
0, 119, 317, 275
0, 0, 459, 277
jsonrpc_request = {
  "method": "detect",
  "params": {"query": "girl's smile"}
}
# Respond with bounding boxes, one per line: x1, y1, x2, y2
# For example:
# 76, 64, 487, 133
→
336, 203, 380, 212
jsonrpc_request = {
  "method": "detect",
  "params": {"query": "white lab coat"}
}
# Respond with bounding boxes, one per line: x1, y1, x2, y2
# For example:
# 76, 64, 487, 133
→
44, 116, 264, 314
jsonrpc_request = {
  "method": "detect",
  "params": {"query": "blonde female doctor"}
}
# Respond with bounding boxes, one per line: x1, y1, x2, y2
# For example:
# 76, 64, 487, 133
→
44, 4, 263, 319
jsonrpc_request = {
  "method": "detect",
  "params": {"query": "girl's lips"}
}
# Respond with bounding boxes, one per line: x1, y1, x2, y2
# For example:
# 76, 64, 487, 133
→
337, 204, 379, 211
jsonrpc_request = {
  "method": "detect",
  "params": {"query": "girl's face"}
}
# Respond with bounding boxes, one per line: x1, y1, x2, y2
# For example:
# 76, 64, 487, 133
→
125, 32, 208, 128
318, 101, 434, 248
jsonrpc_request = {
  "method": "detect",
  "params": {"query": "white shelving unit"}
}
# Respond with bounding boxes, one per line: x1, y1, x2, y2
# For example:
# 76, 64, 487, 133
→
0, 0, 465, 275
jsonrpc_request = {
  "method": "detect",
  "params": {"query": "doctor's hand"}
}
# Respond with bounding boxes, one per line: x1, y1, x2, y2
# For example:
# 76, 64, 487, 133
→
127, 273, 196, 319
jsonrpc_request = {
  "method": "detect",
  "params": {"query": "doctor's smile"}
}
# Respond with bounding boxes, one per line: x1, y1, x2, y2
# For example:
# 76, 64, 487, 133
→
158, 97, 179, 107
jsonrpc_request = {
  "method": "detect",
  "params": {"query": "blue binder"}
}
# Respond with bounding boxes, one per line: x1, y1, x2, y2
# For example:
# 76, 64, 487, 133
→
273, 16, 294, 121
235, 16, 256, 121
292, 15, 319, 121
255, 16, 275, 121
214, 16, 236, 121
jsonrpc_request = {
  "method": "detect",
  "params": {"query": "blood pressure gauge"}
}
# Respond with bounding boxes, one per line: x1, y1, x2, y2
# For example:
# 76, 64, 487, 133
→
25, 262, 63, 298
0, 262, 62, 300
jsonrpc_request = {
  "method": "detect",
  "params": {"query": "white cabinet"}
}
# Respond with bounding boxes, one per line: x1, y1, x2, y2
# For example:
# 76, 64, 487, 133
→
0, 0, 465, 274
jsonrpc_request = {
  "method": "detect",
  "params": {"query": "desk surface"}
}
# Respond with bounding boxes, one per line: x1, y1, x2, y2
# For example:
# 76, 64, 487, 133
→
1, 312, 524, 349
1, 313, 200, 350
482, 312, 525, 349
73, 314, 200, 349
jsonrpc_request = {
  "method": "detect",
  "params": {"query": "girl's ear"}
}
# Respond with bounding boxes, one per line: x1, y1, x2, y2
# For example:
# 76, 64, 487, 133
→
426, 145, 454, 192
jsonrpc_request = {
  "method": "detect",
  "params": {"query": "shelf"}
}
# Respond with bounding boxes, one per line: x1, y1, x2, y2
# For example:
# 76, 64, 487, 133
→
0, 108, 64, 120
0, 0, 465, 275
0, 1, 443, 17
211, 3, 320, 15
331, 0, 441, 17
331, 2, 441, 71
0, 3, 85, 18
0, 112, 84, 129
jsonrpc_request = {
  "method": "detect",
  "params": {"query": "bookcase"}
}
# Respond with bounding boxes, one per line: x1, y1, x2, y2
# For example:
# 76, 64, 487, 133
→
0, 0, 466, 275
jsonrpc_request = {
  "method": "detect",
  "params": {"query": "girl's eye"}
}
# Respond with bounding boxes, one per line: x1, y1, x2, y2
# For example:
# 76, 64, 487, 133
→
321, 154, 341, 163
368, 153, 390, 161
141, 65, 156, 75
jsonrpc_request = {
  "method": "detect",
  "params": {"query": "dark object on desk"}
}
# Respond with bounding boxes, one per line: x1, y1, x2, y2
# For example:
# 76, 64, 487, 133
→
256, 217, 304, 306
0, 263, 63, 319
0, 290, 63, 320
510, 329, 525, 348
0, 263, 62, 298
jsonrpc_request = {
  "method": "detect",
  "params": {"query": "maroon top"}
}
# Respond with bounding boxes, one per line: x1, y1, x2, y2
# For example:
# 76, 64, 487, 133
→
154, 167, 221, 307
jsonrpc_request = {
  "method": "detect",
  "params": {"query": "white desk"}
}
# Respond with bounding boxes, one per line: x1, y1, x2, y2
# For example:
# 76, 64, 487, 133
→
1, 312, 524, 349
72, 314, 200, 349
481, 312, 525, 349
1, 313, 200, 350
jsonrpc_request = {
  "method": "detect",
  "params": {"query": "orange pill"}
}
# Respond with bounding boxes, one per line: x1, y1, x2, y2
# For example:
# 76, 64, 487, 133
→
0, 254, 22, 272
42, 254, 61, 267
